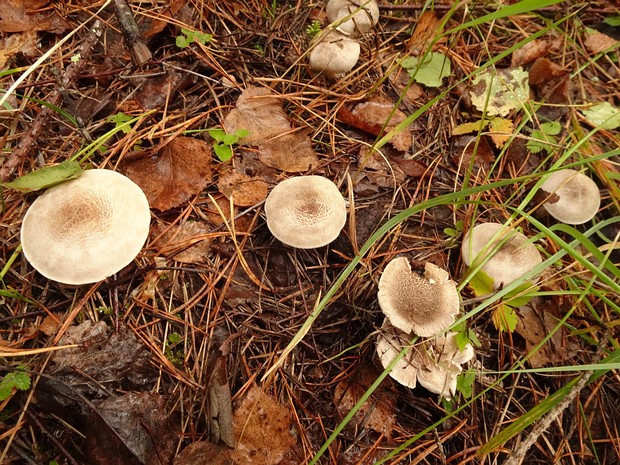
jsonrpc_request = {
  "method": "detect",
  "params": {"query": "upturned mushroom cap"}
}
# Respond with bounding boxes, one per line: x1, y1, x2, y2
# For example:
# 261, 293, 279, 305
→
376, 320, 474, 398
20, 169, 151, 285
326, 0, 380, 36
264, 175, 346, 249
461, 222, 542, 289
540, 169, 601, 224
377, 257, 460, 337
309, 30, 360, 76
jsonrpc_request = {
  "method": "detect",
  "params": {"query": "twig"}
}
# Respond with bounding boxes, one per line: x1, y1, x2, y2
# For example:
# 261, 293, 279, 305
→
504, 330, 611, 465
112, 0, 152, 66
0, 20, 103, 182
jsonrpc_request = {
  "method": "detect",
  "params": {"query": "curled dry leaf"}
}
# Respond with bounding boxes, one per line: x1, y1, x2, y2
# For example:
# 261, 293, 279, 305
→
0, 0, 70, 33
351, 97, 413, 152
230, 385, 295, 465
122, 136, 214, 211
223, 87, 291, 145
217, 168, 269, 207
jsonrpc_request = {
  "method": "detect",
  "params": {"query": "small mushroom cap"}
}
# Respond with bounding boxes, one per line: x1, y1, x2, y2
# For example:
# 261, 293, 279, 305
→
21, 169, 151, 285
378, 257, 459, 337
461, 222, 542, 289
375, 319, 419, 389
264, 175, 346, 249
326, 0, 380, 36
540, 169, 601, 224
309, 30, 360, 75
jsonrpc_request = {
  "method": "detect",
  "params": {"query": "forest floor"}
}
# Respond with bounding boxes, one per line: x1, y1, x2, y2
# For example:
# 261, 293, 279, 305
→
1, 0, 619, 464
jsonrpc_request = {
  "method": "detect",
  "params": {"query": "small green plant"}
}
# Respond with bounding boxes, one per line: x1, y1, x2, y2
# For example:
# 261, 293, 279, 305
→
106, 112, 134, 134
444, 219, 464, 238
305, 19, 322, 38
165, 333, 184, 368
208, 128, 249, 162
527, 121, 561, 154
176, 28, 212, 48
0, 366, 31, 401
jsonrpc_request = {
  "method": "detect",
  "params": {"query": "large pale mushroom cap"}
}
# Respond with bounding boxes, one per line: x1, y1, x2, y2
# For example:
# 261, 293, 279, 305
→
461, 222, 542, 290
309, 30, 360, 76
326, 0, 380, 36
540, 169, 601, 224
21, 169, 151, 285
264, 175, 346, 249
377, 257, 459, 337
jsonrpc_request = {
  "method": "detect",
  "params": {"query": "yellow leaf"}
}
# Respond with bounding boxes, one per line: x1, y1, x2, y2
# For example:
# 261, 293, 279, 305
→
452, 120, 487, 136
488, 117, 514, 148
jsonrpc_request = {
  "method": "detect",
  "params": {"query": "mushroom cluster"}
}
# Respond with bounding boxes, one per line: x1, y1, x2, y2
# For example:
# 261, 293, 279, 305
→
375, 256, 474, 398
264, 175, 346, 249
539, 169, 601, 225
309, 0, 379, 77
20, 169, 151, 285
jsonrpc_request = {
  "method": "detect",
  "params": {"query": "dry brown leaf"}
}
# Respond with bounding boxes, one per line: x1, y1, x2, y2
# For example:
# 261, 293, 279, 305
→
387, 67, 424, 106
257, 132, 320, 172
0, 30, 38, 70
122, 136, 214, 211
0, 0, 69, 33
217, 169, 269, 207
351, 97, 413, 152
174, 441, 233, 465
359, 146, 406, 187
451, 134, 494, 172
230, 385, 295, 465
515, 298, 579, 368
134, 70, 185, 110
407, 11, 441, 54
585, 30, 618, 55
333, 365, 396, 439
155, 221, 211, 264
38, 315, 59, 336
511, 39, 548, 67
223, 87, 291, 145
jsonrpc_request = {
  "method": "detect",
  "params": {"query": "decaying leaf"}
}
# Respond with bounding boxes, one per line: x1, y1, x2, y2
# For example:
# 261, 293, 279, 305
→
488, 117, 514, 148
122, 136, 214, 211
469, 67, 529, 116
333, 365, 396, 439
515, 298, 579, 368
174, 441, 233, 465
351, 97, 413, 152
257, 132, 319, 172
223, 87, 291, 145
451, 134, 494, 172
584, 28, 618, 55
581, 101, 620, 130
359, 145, 406, 187
0, 0, 69, 33
0, 29, 38, 70
511, 39, 548, 67
208, 354, 235, 448
217, 169, 269, 207
85, 392, 179, 465
452, 120, 486, 136
407, 10, 441, 54
154, 220, 211, 264
230, 385, 295, 465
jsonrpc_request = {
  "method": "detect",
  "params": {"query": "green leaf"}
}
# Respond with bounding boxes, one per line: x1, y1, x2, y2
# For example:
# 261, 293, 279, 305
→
581, 102, 620, 130
220, 133, 238, 145
492, 304, 518, 333
2, 160, 83, 193
106, 112, 134, 134
235, 128, 250, 139
214, 144, 233, 162
176, 35, 190, 48
12, 371, 31, 390
444, 227, 457, 237
456, 369, 476, 398
208, 128, 227, 143
527, 121, 561, 154
469, 67, 529, 116
503, 282, 539, 308
604, 15, 620, 27
402, 52, 452, 88
0, 369, 31, 401
467, 269, 495, 297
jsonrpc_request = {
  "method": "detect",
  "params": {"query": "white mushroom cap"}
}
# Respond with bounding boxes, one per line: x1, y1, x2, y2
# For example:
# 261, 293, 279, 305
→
377, 257, 460, 337
540, 169, 601, 224
376, 321, 474, 398
326, 0, 380, 36
21, 169, 151, 285
264, 175, 346, 249
309, 30, 360, 76
461, 222, 542, 290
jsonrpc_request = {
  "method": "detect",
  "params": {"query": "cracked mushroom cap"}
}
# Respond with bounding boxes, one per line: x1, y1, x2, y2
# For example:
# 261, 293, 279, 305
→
540, 169, 601, 225
20, 169, 151, 285
377, 257, 460, 337
309, 30, 360, 76
375, 319, 419, 389
326, 0, 380, 36
461, 222, 542, 290
264, 175, 346, 249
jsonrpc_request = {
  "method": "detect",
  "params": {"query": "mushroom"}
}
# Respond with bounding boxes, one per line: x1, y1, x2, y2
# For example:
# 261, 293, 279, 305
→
540, 169, 601, 224
309, 30, 360, 76
376, 319, 474, 398
326, 0, 380, 36
461, 222, 542, 290
377, 257, 460, 337
20, 169, 151, 285
264, 175, 346, 249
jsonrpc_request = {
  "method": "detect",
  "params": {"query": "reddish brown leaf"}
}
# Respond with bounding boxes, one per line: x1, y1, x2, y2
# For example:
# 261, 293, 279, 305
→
407, 11, 442, 54
122, 136, 214, 211
154, 221, 211, 264
257, 132, 319, 172
174, 442, 233, 465
0, 0, 69, 33
350, 97, 413, 152
511, 39, 548, 67
217, 169, 269, 207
